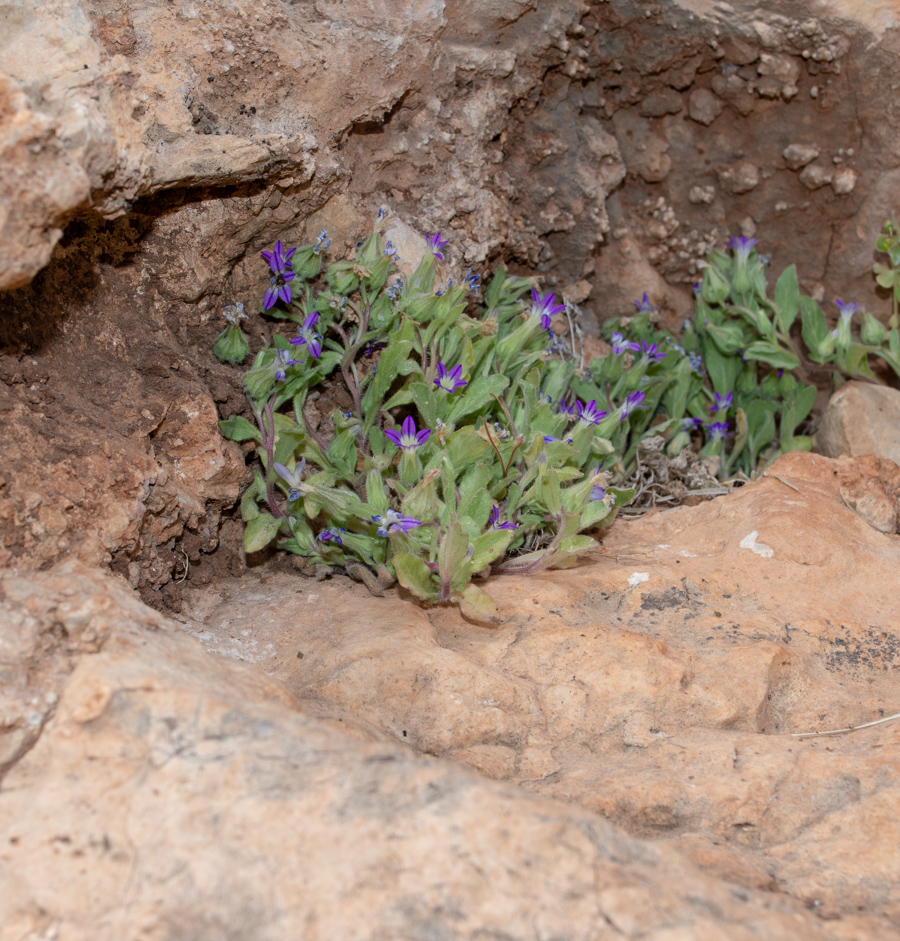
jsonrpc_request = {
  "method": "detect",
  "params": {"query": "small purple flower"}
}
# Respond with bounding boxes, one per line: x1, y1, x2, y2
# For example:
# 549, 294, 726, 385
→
635, 340, 665, 363
530, 287, 566, 322
273, 457, 306, 501
692, 281, 702, 296
634, 293, 657, 314
425, 232, 449, 259
289, 312, 323, 359
373, 509, 422, 536
575, 399, 608, 426
313, 228, 331, 255
386, 277, 404, 301
619, 390, 649, 422
541, 313, 554, 332
384, 415, 431, 451
434, 362, 467, 393
835, 298, 858, 322
590, 466, 607, 502
489, 505, 519, 531
710, 392, 733, 413
434, 279, 453, 297
272, 349, 301, 381
377, 207, 388, 221
383, 240, 397, 257
611, 332, 628, 354
464, 268, 481, 295
689, 353, 705, 374
706, 421, 730, 442
682, 417, 703, 431
262, 239, 297, 309
727, 235, 759, 262
320, 528, 346, 546
542, 435, 573, 444
559, 401, 575, 417
261, 240, 297, 275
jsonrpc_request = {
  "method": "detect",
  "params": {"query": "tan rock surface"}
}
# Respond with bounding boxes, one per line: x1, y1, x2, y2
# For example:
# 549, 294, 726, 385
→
814, 381, 900, 468
183, 451, 900, 937
0, 561, 836, 941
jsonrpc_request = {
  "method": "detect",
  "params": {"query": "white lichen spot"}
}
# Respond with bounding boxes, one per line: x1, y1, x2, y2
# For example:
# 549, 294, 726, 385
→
739, 531, 774, 558
628, 572, 650, 587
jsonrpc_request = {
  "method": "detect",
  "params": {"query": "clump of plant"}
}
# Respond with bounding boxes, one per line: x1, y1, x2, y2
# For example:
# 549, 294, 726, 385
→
587, 228, 900, 484
215, 213, 633, 622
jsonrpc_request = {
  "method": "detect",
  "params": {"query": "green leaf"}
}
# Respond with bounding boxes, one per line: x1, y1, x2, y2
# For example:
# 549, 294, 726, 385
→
244, 513, 281, 554
446, 374, 510, 424
219, 415, 262, 443
446, 426, 492, 468
454, 583, 501, 625
438, 518, 472, 593
741, 342, 799, 370
558, 535, 596, 554
580, 500, 612, 528
606, 486, 635, 508
701, 338, 740, 394
800, 297, 829, 357
394, 553, 438, 602
773, 264, 800, 334
469, 528, 514, 572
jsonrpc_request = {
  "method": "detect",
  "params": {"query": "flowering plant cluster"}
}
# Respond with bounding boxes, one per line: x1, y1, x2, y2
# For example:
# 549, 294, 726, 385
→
214, 216, 633, 622
587, 230, 900, 480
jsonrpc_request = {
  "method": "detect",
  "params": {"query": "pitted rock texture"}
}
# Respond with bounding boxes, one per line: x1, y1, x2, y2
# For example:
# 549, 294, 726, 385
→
814, 380, 900, 469
0, 562, 839, 941
183, 451, 900, 938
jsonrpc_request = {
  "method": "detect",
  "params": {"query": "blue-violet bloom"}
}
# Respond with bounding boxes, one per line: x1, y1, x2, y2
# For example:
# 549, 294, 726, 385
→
710, 392, 733, 413
575, 399, 608, 426
682, 417, 703, 431
320, 528, 346, 546
634, 293, 657, 313
619, 390, 649, 422
464, 268, 480, 295
425, 232, 449, 259
383, 240, 397, 257
262, 240, 297, 309
313, 229, 332, 255
372, 509, 422, 536
386, 277, 404, 300
434, 362, 467, 393
289, 312, 323, 359
835, 298, 858, 321
590, 465, 607, 502
273, 457, 306, 501
635, 340, 665, 363
611, 332, 628, 354
706, 421, 730, 441
727, 235, 759, 262
261, 240, 296, 275
272, 349, 301, 381
530, 287, 566, 322
489, 505, 519, 531
384, 415, 431, 451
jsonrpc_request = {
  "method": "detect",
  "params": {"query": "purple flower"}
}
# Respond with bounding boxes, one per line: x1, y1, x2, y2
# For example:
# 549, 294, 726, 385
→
373, 509, 422, 536
542, 435, 573, 444
289, 312, 323, 359
727, 235, 759, 262
273, 457, 306, 501
272, 349, 301, 381
634, 293, 657, 314
434, 279, 453, 297
575, 400, 608, 425
635, 340, 665, 363
619, 390, 649, 422
489, 505, 518, 531
262, 239, 297, 309
706, 421, 730, 441
384, 415, 431, 451
464, 268, 480, 295
682, 417, 703, 431
425, 232, 449, 259
386, 277, 404, 301
313, 228, 331, 255
559, 401, 575, 417
261, 240, 297, 274
434, 362, 467, 393
590, 466, 607, 502
320, 528, 346, 546
541, 313, 554, 332
383, 240, 397, 257
692, 281, 702, 295
530, 287, 566, 322
835, 298, 858, 322
710, 392, 732, 413
689, 353, 705, 374
610, 332, 628, 354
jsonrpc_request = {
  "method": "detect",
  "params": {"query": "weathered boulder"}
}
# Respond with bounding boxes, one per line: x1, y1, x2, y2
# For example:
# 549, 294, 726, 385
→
0, 560, 837, 941
183, 451, 900, 938
814, 380, 900, 467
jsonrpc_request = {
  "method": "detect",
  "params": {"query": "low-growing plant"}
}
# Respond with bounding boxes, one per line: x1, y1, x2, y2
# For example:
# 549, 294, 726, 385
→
215, 214, 900, 617
215, 212, 634, 622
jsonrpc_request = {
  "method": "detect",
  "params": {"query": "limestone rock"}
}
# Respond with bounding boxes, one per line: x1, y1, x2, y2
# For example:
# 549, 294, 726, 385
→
0, 561, 837, 941
687, 87, 725, 126
814, 381, 900, 466
783, 143, 820, 170
183, 452, 900, 936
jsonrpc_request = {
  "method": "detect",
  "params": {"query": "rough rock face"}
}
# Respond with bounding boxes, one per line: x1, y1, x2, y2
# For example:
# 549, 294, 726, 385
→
1, 560, 838, 941
814, 380, 900, 468
182, 451, 900, 939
